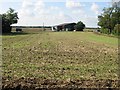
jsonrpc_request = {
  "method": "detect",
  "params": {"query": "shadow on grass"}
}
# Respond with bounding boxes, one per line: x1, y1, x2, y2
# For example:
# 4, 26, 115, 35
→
2, 32, 37, 36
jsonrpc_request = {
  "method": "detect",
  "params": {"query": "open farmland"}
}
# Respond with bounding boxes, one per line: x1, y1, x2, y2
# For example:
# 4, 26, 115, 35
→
2, 28, 119, 89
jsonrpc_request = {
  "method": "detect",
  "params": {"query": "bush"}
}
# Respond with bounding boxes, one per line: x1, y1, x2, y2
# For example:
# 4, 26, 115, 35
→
74, 21, 85, 31
100, 28, 110, 34
2, 19, 12, 33
112, 24, 120, 36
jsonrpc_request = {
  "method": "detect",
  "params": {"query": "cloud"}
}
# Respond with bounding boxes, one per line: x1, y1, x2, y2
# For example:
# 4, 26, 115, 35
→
82, 15, 98, 27
34, 0, 45, 12
16, 0, 73, 26
11, 1, 100, 27
72, 9, 85, 15
65, 0, 86, 20
50, 6, 60, 10
70, 13, 98, 27
66, 0, 84, 9
91, 3, 99, 14
18, 0, 35, 17
58, 12, 73, 22
22, 0, 34, 8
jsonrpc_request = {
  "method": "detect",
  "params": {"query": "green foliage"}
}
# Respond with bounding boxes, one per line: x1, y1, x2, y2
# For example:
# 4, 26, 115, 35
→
112, 24, 120, 35
100, 28, 110, 34
98, 1, 120, 34
1, 8, 18, 33
74, 21, 85, 31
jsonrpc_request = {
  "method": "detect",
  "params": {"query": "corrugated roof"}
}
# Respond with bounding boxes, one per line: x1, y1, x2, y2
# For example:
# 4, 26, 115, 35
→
54, 23, 76, 27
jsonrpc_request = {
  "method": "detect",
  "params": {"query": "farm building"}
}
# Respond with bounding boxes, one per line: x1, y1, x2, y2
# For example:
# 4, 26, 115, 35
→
51, 23, 76, 31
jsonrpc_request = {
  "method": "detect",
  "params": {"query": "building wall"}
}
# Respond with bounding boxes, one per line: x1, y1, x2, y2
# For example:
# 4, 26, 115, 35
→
64, 23, 76, 31
52, 23, 76, 31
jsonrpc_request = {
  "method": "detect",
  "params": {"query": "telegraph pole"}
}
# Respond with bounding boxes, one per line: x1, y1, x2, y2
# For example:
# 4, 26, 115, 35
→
43, 22, 44, 31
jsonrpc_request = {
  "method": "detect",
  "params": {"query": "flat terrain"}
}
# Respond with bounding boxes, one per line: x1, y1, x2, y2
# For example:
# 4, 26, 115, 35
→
2, 28, 119, 89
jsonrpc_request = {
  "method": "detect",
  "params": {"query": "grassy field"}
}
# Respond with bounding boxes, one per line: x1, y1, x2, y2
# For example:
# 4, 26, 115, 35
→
2, 28, 119, 88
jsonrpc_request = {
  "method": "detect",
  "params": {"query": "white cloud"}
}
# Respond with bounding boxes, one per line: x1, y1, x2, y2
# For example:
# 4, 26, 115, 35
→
18, 0, 35, 17
34, 0, 45, 11
66, 0, 84, 9
50, 6, 60, 10
91, 3, 99, 14
82, 15, 98, 27
72, 9, 85, 15
70, 13, 98, 27
17, 13, 73, 26
22, 0, 34, 8
58, 12, 73, 22
16, 0, 73, 26
65, 0, 86, 21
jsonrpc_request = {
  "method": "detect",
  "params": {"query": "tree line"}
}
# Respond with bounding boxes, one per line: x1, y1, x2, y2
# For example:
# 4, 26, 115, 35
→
98, 1, 120, 35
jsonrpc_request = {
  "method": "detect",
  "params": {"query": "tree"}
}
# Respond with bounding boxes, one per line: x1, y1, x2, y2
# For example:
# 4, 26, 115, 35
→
1, 8, 18, 33
113, 24, 120, 35
98, 1, 120, 34
74, 21, 85, 31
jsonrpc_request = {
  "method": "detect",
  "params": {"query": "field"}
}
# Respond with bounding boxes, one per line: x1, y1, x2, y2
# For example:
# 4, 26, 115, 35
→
2, 28, 119, 89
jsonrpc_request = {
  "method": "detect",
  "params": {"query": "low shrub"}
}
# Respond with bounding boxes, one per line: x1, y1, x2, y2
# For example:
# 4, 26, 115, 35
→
100, 28, 109, 34
112, 24, 120, 36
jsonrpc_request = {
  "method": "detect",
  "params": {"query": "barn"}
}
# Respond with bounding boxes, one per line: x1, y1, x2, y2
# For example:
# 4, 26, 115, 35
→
51, 23, 76, 31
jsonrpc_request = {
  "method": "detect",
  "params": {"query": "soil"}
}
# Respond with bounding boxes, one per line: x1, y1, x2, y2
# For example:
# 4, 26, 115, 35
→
2, 77, 120, 90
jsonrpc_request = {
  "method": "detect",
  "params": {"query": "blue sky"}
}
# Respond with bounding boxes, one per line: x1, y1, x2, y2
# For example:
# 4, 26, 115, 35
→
0, 0, 113, 27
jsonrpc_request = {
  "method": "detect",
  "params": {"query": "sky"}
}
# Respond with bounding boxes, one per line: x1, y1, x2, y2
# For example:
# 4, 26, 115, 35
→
0, 0, 114, 27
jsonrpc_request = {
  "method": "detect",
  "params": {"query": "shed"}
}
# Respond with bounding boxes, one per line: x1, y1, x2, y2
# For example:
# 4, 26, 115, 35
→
52, 23, 76, 31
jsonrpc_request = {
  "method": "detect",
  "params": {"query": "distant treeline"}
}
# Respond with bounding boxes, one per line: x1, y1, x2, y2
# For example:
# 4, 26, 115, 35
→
12, 26, 51, 28
12, 26, 98, 29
